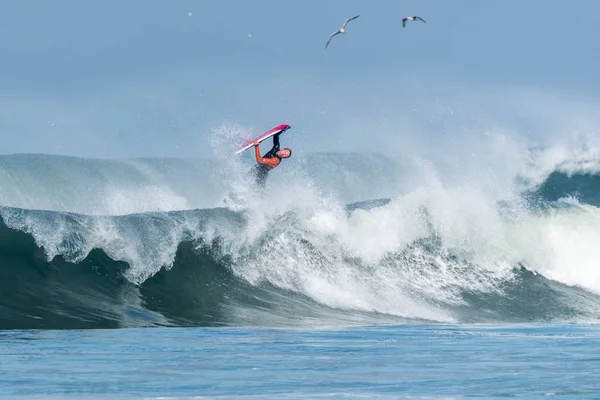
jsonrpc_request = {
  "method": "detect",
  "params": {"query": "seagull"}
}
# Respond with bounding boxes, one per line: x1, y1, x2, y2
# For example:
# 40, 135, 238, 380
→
325, 15, 360, 49
402, 16, 426, 28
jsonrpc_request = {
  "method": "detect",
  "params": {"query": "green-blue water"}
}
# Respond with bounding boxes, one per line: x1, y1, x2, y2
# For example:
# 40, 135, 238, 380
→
2, 324, 599, 399
3, 154, 600, 398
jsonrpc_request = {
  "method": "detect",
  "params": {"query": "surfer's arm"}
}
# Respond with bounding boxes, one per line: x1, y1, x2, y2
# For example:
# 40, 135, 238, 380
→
262, 134, 281, 158
254, 143, 280, 168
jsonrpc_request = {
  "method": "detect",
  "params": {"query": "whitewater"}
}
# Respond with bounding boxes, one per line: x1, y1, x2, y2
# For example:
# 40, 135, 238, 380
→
2, 131, 600, 330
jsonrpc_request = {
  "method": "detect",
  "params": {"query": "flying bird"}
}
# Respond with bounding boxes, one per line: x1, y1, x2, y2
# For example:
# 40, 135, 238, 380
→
325, 15, 360, 49
402, 16, 426, 28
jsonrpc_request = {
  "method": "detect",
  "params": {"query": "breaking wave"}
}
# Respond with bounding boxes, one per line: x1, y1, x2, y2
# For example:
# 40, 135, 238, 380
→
2, 148, 600, 329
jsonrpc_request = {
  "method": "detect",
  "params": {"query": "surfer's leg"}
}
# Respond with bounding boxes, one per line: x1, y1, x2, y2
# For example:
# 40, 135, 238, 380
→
257, 168, 268, 189
251, 165, 268, 189
257, 174, 267, 189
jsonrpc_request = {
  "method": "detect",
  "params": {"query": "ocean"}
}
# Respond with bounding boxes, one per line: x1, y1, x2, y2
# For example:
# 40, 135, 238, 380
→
2, 325, 599, 398
1, 151, 600, 398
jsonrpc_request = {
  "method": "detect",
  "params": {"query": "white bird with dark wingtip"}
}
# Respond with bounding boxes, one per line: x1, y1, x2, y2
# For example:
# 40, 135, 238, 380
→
402, 16, 426, 28
325, 15, 360, 49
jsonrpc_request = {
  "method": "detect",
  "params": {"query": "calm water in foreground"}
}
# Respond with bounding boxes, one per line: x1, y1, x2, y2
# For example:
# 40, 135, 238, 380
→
1, 324, 599, 399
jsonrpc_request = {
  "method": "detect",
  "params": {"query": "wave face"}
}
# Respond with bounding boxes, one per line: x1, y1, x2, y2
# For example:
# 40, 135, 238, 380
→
2, 151, 600, 329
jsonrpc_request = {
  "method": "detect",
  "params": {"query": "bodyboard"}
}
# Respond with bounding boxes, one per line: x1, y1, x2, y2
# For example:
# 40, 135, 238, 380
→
235, 124, 291, 155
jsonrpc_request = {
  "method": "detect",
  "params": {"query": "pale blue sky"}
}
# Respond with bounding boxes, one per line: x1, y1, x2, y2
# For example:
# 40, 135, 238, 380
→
1, 0, 599, 157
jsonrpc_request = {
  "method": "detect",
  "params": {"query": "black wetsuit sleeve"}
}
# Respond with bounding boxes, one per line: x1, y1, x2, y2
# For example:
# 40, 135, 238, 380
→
263, 134, 281, 158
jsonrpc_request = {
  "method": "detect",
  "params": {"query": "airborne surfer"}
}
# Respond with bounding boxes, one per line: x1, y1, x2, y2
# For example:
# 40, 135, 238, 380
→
251, 133, 292, 188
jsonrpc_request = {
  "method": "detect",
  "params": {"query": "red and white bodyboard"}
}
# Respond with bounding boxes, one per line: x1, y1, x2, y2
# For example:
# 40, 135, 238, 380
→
235, 124, 291, 155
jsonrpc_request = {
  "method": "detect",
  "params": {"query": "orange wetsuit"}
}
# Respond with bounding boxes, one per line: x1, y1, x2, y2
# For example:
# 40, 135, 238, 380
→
251, 134, 282, 188
254, 144, 281, 170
